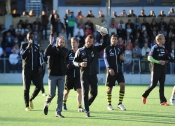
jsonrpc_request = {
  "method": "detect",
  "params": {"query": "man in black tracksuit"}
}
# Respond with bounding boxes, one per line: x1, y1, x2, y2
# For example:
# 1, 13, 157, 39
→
142, 34, 172, 106
20, 32, 41, 111
73, 33, 108, 117
63, 37, 84, 112
38, 44, 47, 96
104, 34, 126, 111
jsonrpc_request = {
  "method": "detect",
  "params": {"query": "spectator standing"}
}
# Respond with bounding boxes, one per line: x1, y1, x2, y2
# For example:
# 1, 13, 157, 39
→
67, 12, 76, 39
40, 10, 49, 40
141, 43, 150, 57
50, 10, 60, 34
98, 10, 105, 18
118, 10, 127, 17
124, 45, 132, 73
128, 9, 137, 17
76, 10, 84, 18
86, 10, 95, 17
148, 10, 156, 17
64, 9, 70, 39
168, 8, 175, 17
158, 10, 166, 17
12, 9, 20, 18
112, 11, 117, 18
138, 9, 147, 17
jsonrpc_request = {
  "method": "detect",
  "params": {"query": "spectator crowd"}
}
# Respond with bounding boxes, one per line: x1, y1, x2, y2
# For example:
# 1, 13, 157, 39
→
0, 7, 175, 74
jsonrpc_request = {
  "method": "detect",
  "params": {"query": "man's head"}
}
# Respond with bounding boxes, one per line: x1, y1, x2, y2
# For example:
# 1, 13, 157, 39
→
156, 34, 165, 45
141, 9, 145, 15
99, 10, 103, 15
71, 37, 79, 49
110, 34, 118, 46
170, 8, 174, 13
130, 9, 133, 14
53, 10, 57, 14
56, 36, 66, 47
27, 32, 34, 42
160, 10, 164, 15
88, 10, 92, 14
113, 11, 117, 16
122, 10, 126, 14
66, 9, 70, 14
85, 35, 94, 48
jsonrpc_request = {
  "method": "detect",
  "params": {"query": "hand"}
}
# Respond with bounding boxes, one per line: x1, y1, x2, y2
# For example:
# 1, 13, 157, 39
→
119, 54, 124, 61
67, 64, 70, 69
100, 31, 106, 37
80, 62, 87, 67
39, 67, 42, 73
50, 34, 53, 45
109, 68, 115, 76
159, 60, 165, 65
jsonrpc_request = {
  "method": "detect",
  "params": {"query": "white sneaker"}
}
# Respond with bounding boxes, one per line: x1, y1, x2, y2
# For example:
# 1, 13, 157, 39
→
170, 95, 175, 105
118, 104, 126, 111
78, 107, 84, 112
107, 105, 114, 110
42, 93, 47, 96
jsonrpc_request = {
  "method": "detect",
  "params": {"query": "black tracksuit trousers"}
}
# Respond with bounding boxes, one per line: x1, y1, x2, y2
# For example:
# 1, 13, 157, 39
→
22, 68, 41, 107
81, 75, 98, 112
142, 70, 167, 103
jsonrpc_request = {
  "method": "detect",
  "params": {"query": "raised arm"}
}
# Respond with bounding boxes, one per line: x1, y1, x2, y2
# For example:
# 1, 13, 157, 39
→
97, 32, 109, 52
20, 43, 30, 59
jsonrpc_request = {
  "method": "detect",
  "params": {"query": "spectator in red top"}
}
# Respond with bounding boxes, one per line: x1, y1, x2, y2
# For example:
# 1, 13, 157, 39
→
76, 10, 84, 18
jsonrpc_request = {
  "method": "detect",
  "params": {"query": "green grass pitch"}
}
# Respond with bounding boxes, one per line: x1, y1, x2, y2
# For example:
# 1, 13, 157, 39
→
0, 84, 175, 126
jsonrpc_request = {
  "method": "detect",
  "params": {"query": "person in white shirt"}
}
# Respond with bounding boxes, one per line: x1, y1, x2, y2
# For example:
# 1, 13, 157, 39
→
15, 24, 24, 35
118, 10, 127, 17
168, 8, 175, 17
141, 43, 150, 57
108, 24, 117, 36
74, 24, 84, 37
100, 18, 107, 28
118, 19, 125, 29
9, 50, 19, 73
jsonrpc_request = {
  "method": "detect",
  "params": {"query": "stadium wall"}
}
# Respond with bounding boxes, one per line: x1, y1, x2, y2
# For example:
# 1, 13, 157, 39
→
0, 74, 174, 85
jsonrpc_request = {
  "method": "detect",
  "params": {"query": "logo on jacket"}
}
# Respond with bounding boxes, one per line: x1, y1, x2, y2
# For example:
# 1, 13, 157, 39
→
81, 51, 86, 56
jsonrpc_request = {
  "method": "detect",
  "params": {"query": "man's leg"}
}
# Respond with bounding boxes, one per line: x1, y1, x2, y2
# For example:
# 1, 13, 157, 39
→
159, 70, 168, 105
106, 86, 113, 110
22, 69, 31, 110
62, 90, 70, 110
43, 75, 57, 115
89, 75, 98, 106
142, 71, 160, 104
81, 75, 89, 115
105, 73, 116, 110
170, 86, 175, 105
30, 72, 41, 102
56, 76, 65, 118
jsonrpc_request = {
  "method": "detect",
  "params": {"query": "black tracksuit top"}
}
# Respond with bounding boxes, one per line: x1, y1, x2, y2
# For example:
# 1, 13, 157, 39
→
20, 43, 41, 71
104, 45, 123, 73
73, 35, 109, 76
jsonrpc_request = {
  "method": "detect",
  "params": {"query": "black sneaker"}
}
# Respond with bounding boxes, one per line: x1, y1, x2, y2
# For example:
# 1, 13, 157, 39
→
62, 104, 67, 110
56, 113, 65, 118
85, 111, 90, 117
43, 105, 48, 115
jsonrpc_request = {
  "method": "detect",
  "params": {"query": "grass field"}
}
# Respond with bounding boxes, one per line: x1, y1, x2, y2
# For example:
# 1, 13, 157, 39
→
0, 84, 175, 126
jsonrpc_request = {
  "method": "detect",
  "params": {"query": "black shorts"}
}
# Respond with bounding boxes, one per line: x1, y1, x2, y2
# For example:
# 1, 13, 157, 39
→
65, 75, 81, 90
105, 72, 125, 87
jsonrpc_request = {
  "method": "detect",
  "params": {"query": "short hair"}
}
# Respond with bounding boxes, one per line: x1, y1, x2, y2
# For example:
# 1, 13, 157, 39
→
156, 34, 164, 42
111, 34, 118, 38
57, 36, 66, 43
26, 32, 33, 40
71, 37, 79, 43
86, 35, 94, 39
